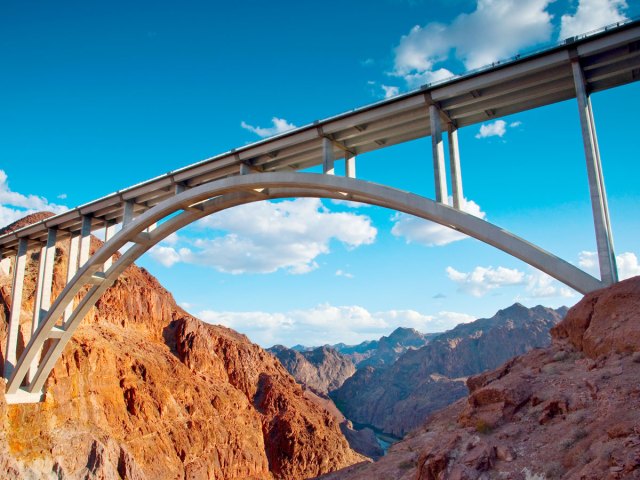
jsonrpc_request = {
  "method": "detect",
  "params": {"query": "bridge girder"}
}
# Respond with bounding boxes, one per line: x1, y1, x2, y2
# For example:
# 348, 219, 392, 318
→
3, 172, 604, 403
3, 19, 639, 404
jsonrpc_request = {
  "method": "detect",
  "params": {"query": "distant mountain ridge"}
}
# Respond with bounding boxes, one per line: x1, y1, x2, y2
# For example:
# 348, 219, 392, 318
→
331, 303, 565, 437
288, 326, 437, 369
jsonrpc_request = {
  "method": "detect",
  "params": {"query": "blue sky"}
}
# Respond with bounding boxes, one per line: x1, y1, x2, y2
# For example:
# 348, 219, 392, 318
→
1, 0, 639, 347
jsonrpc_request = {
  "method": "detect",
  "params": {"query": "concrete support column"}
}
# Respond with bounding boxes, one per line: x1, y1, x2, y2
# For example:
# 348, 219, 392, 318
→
4, 239, 28, 379
448, 124, 464, 210
587, 94, 615, 253
345, 152, 357, 179
79, 215, 92, 268
322, 137, 335, 175
103, 221, 117, 271
28, 228, 57, 382
429, 104, 448, 204
123, 201, 135, 226
571, 60, 618, 285
63, 233, 80, 323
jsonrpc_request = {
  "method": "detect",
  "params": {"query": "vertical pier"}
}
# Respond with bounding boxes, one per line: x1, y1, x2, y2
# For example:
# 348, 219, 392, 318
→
571, 58, 618, 285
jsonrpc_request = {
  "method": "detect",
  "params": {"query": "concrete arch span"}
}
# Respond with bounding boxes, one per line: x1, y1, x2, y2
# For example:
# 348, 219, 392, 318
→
5, 172, 603, 401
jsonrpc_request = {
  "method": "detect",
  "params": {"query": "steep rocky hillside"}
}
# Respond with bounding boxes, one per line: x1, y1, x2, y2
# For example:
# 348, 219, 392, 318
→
318, 277, 640, 480
267, 345, 383, 459
268, 345, 356, 395
331, 303, 564, 437
0, 213, 363, 480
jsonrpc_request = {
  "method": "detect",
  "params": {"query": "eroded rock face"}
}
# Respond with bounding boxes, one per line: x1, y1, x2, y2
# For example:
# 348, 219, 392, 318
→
267, 345, 385, 460
552, 276, 640, 358
317, 277, 640, 480
331, 304, 563, 437
0, 214, 363, 480
268, 345, 356, 395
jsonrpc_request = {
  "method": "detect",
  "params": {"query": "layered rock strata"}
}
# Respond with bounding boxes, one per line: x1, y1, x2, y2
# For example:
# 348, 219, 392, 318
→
0, 213, 362, 480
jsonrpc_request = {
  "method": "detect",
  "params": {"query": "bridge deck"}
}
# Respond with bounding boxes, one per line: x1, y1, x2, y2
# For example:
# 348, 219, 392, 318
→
1, 19, 639, 254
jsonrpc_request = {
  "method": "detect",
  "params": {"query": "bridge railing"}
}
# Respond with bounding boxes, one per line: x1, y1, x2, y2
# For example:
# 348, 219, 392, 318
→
420, 16, 640, 91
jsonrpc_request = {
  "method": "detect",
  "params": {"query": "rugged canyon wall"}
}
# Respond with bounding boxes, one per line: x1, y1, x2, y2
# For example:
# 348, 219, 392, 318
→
331, 303, 564, 437
0, 213, 363, 480
318, 276, 640, 480
267, 345, 384, 460
268, 345, 356, 395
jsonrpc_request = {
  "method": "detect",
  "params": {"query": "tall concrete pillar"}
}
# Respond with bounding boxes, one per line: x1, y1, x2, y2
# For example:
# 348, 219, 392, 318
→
4, 238, 28, 379
123, 201, 135, 226
586, 95, 615, 257
63, 232, 80, 323
429, 104, 448, 203
322, 137, 335, 175
345, 152, 356, 179
28, 228, 57, 382
103, 221, 117, 271
571, 60, 618, 285
79, 215, 92, 268
448, 124, 464, 210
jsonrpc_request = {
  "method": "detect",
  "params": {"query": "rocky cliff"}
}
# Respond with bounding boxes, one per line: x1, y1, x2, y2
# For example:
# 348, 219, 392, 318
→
318, 277, 640, 480
0, 213, 363, 480
268, 345, 356, 395
267, 345, 384, 459
331, 304, 564, 437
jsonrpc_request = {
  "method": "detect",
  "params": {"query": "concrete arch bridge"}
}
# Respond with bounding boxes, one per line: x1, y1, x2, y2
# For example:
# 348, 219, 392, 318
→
1, 20, 639, 403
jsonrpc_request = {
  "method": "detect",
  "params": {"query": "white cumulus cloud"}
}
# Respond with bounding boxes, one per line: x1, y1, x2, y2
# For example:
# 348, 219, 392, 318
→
381, 85, 400, 98
475, 120, 507, 139
525, 270, 576, 298
241, 117, 297, 138
447, 264, 580, 298
579, 250, 640, 280
475, 119, 523, 139
578, 250, 598, 270
0, 169, 68, 228
616, 252, 640, 279
560, 0, 628, 40
391, 197, 486, 246
393, 0, 554, 88
147, 198, 376, 275
446, 265, 526, 297
197, 303, 475, 347
148, 245, 184, 267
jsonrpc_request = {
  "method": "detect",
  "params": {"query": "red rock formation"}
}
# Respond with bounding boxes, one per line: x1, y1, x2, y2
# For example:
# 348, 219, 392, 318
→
267, 345, 384, 460
331, 303, 563, 437
0, 214, 363, 479
317, 277, 640, 480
